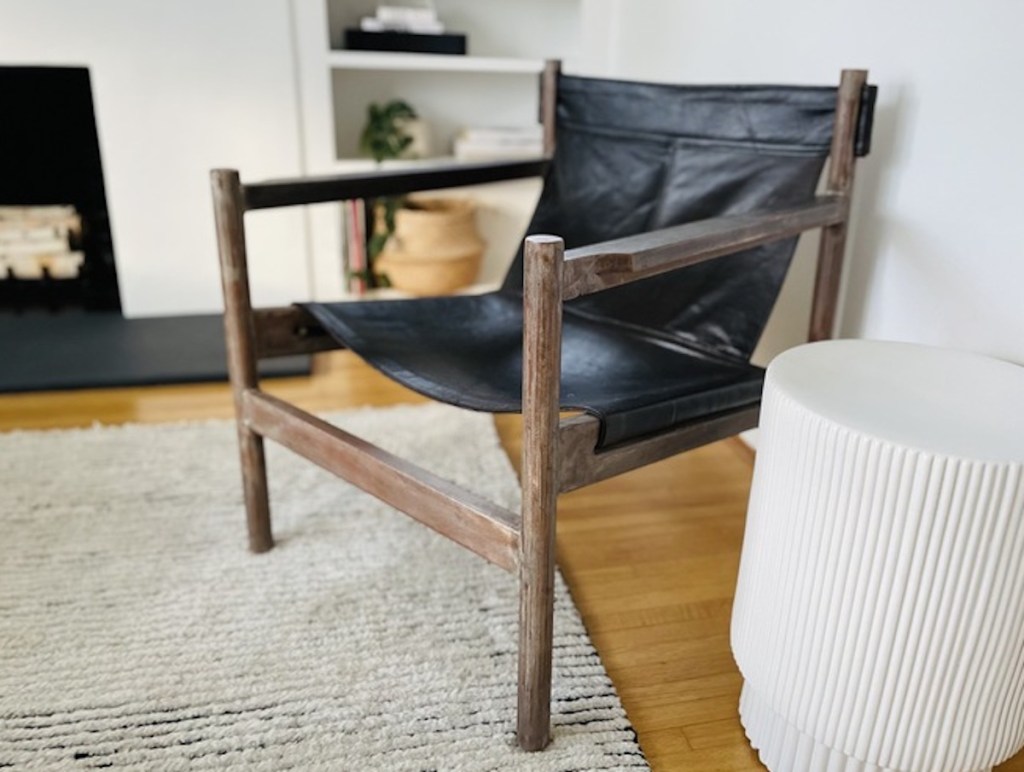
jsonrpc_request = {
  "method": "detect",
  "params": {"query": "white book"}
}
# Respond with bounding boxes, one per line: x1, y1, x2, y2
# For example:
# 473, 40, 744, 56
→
360, 17, 445, 34
453, 140, 544, 162
375, 5, 439, 26
460, 125, 543, 142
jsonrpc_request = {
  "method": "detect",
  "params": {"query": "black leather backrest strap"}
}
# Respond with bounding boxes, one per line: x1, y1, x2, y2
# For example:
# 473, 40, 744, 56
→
503, 73, 867, 364
855, 84, 879, 157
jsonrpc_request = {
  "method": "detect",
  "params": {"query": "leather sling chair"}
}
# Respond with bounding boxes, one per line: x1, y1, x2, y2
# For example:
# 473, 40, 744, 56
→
211, 64, 877, 751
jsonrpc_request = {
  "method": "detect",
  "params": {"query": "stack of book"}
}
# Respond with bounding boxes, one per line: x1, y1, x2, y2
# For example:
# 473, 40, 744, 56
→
345, 4, 466, 55
359, 5, 444, 34
453, 125, 544, 162
0, 206, 84, 280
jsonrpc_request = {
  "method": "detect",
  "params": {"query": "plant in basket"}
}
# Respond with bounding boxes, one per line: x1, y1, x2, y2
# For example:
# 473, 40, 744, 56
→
358, 100, 484, 296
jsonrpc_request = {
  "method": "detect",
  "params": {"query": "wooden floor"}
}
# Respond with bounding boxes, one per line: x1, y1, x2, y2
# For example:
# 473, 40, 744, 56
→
2, 351, 1020, 771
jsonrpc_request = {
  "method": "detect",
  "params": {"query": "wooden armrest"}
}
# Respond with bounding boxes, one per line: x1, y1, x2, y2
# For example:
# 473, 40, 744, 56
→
242, 158, 548, 211
560, 196, 847, 300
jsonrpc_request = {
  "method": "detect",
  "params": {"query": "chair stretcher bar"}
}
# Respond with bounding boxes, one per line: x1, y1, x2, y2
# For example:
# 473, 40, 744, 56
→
242, 389, 521, 571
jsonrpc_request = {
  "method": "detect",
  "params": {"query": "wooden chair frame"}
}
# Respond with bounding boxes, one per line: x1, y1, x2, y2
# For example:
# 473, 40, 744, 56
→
210, 65, 868, 751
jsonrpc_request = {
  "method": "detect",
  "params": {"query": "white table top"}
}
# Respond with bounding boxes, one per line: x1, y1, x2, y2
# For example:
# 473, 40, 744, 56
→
767, 339, 1024, 463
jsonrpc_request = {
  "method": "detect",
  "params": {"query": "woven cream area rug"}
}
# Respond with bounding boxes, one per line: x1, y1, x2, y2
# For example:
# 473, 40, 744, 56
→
0, 403, 648, 771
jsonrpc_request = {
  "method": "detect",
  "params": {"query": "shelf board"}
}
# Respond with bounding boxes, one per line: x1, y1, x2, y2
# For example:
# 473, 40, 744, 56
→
327, 50, 545, 74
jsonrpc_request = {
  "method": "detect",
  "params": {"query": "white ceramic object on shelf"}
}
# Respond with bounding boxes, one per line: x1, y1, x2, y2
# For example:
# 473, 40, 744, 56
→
732, 339, 1024, 772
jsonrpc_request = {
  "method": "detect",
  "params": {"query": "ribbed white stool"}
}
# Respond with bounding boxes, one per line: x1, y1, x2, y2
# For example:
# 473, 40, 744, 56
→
731, 339, 1024, 772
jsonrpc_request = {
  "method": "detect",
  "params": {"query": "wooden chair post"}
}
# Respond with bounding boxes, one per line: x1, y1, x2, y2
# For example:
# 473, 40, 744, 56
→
808, 68, 868, 342
211, 169, 273, 553
540, 59, 561, 158
517, 234, 564, 751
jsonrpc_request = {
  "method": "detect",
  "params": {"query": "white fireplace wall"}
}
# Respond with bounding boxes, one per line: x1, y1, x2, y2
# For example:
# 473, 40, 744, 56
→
0, 0, 310, 317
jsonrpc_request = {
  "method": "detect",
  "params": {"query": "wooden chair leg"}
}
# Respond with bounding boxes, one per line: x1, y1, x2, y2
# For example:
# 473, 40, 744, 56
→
236, 428, 272, 552
517, 496, 557, 751
211, 168, 274, 553
517, 235, 564, 751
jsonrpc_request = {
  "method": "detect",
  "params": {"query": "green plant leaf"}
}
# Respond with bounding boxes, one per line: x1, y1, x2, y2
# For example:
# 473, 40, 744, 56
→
367, 231, 389, 262
359, 99, 419, 163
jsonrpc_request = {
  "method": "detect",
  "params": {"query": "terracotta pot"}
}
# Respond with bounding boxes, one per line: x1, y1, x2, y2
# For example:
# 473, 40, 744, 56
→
376, 198, 485, 296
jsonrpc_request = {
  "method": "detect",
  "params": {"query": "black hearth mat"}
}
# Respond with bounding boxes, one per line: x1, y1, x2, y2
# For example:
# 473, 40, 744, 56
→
0, 312, 310, 392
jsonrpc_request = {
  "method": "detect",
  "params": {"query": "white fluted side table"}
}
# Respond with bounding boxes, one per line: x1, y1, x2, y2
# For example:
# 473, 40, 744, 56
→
731, 340, 1024, 772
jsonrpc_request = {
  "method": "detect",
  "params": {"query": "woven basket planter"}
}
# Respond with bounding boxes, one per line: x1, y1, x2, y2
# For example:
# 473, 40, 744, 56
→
376, 197, 485, 296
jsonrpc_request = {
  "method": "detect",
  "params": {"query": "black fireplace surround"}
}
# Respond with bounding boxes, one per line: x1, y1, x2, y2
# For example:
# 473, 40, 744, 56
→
0, 66, 120, 312
0, 66, 310, 390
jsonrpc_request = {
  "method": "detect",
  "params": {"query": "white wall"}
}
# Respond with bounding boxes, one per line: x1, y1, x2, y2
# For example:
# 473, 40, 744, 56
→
0, 0, 311, 317
8, 0, 1021, 348
587, 0, 1024, 366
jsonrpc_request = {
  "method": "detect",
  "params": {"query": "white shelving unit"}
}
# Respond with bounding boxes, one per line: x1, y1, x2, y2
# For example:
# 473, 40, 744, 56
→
291, 0, 581, 299
325, 50, 546, 74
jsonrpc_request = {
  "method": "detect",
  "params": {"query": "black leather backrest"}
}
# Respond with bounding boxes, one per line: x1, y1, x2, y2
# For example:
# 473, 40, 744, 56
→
503, 74, 876, 364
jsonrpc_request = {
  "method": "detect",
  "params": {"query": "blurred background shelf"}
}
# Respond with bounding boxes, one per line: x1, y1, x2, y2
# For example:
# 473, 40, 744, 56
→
294, 0, 581, 299
326, 50, 545, 74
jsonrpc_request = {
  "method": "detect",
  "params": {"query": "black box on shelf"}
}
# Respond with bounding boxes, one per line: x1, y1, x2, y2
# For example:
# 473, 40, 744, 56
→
343, 29, 467, 56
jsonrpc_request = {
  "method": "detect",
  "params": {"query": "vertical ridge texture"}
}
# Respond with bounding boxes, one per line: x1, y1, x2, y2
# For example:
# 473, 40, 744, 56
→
732, 376, 1024, 772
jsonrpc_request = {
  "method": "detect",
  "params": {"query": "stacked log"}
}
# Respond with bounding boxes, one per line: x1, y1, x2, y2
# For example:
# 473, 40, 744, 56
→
0, 206, 84, 280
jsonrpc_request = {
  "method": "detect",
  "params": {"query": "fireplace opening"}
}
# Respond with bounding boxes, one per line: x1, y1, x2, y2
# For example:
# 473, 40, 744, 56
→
0, 66, 120, 313
0, 66, 311, 392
